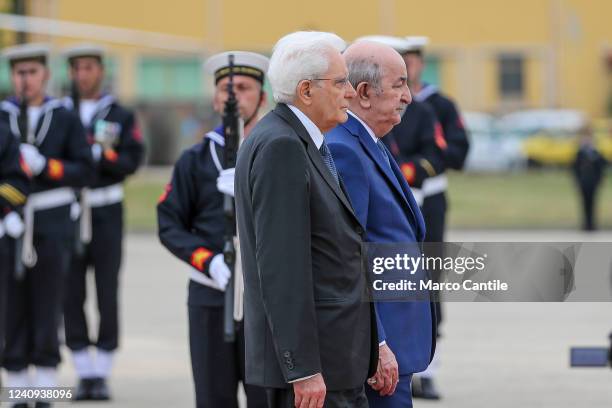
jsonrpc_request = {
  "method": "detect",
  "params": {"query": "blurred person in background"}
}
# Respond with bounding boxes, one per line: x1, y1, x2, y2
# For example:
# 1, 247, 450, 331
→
157, 51, 269, 408
0, 120, 30, 389
402, 36, 470, 400
0, 43, 93, 408
572, 125, 608, 231
61, 44, 145, 401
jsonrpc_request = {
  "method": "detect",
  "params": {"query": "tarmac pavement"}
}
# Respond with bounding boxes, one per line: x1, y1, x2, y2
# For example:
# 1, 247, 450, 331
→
8, 230, 610, 407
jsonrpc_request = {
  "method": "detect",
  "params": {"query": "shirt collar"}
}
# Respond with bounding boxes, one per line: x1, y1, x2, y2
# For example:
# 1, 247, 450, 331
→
288, 104, 324, 149
348, 110, 378, 145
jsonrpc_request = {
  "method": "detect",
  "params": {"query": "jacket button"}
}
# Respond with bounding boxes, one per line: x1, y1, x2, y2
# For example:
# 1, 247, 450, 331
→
356, 226, 364, 235
283, 351, 291, 358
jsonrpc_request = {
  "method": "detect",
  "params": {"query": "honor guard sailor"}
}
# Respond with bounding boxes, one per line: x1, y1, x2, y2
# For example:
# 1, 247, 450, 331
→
157, 51, 268, 408
61, 43, 145, 401
404, 36, 470, 173
0, 43, 94, 408
402, 36, 470, 400
0, 121, 29, 388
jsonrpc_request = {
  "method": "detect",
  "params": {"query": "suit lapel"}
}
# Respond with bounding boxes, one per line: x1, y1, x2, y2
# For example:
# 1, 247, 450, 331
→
345, 116, 409, 205
274, 104, 357, 221
343, 115, 422, 236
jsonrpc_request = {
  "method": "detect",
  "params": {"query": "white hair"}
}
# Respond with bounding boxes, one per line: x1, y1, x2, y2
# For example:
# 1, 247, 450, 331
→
267, 31, 346, 104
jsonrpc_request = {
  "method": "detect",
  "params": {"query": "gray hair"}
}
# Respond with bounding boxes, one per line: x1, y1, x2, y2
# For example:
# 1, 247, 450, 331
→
345, 56, 383, 93
267, 31, 346, 104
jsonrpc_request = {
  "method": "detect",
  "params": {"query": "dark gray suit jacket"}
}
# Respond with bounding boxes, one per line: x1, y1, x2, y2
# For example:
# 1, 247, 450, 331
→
235, 103, 378, 391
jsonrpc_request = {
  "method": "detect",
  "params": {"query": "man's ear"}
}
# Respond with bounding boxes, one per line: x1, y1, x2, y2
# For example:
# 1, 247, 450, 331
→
355, 82, 371, 109
259, 90, 268, 109
296, 80, 313, 106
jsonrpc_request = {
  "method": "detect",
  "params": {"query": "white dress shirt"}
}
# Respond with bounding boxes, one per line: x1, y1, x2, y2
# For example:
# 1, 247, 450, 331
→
288, 104, 324, 149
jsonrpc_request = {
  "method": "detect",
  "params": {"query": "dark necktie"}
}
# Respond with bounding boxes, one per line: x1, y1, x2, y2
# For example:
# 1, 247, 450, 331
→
319, 141, 340, 185
376, 139, 392, 169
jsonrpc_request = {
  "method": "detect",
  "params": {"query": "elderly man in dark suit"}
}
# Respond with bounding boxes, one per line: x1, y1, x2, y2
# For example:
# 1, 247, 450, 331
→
326, 40, 436, 408
235, 31, 378, 408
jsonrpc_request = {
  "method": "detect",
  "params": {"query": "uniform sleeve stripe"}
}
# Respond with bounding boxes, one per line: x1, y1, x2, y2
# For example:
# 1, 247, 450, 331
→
0, 184, 26, 205
419, 159, 437, 177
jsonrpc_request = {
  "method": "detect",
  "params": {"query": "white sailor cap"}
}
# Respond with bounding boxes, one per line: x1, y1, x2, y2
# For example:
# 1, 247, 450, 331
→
403, 36, 429, 53
353, 35, 412, 54
203, 51, 269, 84
64, 43, 105, 63
2, 43, 50, 66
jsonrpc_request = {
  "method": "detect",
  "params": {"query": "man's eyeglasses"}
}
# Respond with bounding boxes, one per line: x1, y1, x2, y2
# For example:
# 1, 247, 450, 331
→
310, 77, 351, 89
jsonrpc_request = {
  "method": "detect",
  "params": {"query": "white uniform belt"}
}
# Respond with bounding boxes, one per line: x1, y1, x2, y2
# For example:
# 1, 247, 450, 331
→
22, 187, 77, 268
27, 187, 76, 211
410, 187, 424, 207
88, 183, 124, 208
422, 174, 448, 197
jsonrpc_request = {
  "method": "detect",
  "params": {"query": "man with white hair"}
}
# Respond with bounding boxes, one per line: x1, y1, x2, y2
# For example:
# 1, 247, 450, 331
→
235, 31, 378, 408
326, 40, 437, 408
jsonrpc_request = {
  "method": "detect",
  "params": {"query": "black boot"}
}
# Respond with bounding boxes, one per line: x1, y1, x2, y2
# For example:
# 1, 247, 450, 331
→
74, 378, 96, 400
90, 377, 111, 401
11, 404, 30, 408
412, 376, 441, 400
34, 402, 52, 408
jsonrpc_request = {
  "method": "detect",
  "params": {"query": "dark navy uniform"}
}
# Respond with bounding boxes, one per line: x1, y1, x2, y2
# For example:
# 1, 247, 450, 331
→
415, 83, 470, 171
0, 96, 94, 373
383, 101, 446, 208
158, 127, 266, 408
62, 94, 144, 358
412, 84, 468, 244
572, 142, 607, 231
0, 123, 29, 369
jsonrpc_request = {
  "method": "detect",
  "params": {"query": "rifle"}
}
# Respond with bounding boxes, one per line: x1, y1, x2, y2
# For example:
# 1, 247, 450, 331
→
14, 76, 28, 280
70, 80, 86, 257
222, 54, 241, 343
71, 79, 81, 115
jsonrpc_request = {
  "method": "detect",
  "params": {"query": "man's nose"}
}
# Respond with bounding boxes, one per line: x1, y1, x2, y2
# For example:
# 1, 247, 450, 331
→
402, 86, 412, 105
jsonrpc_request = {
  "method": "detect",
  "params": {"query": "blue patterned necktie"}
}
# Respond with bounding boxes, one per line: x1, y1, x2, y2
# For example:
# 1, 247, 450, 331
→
376, 139, 392, 169
319, 141, 340, 185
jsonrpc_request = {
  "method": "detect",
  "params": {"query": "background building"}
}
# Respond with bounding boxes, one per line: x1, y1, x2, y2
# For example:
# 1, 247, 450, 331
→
0, 0, 610, 163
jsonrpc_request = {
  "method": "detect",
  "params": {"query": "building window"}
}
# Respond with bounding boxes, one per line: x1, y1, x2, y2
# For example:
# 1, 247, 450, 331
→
498, 54, 524, 99
136, 57, 202, 101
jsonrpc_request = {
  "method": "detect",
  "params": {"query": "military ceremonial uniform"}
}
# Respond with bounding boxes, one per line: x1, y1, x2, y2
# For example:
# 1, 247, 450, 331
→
383, 101, 446, 207
406, 35, 469, 401
0, 44, 94, 397
62, 92, 144, 383
0, 122, 29, 370
415, 83, 469, 171
60, 44, 145, 400
158, 128, 266, 408
158, 51, 268, 408
414, 82, 469, 243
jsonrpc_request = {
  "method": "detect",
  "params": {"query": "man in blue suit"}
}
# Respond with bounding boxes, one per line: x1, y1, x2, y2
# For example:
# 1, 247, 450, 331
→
327, 40, 436, 408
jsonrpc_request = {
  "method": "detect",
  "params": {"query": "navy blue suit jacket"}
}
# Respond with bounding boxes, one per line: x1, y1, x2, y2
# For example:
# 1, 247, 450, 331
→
327, 113, 436, 374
